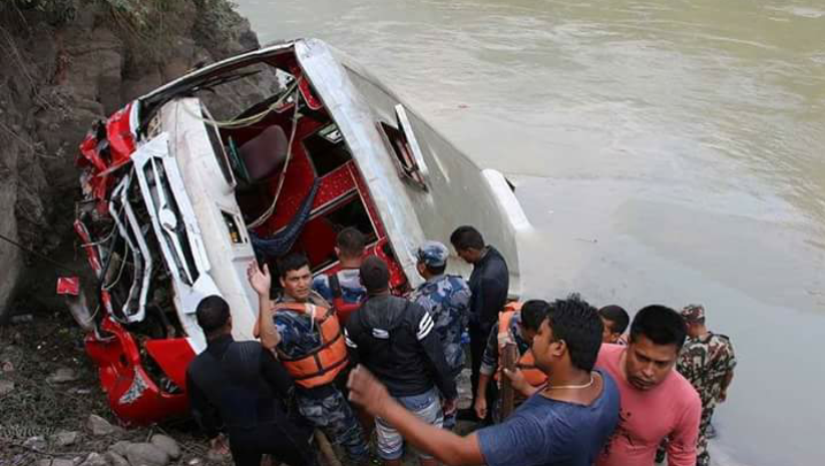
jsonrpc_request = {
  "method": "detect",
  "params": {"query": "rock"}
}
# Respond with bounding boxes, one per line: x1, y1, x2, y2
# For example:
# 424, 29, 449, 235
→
38, 459, 75, 466
78, 453, 108, 466
87, 414, 121, 437
105, 452, 130, 466
0, 379, 14, 396
109, 441, 132, 456
187, 459, 202, 466
23, 436, 47, 451
150, 435, 180, 460
125, 442, 170, 466
52, 430, 80, 447
47, 367, 79, 383
2, 361, 13, 372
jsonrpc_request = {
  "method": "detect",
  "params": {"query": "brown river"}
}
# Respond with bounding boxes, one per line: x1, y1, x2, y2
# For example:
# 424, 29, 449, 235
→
236, 1, 825, 464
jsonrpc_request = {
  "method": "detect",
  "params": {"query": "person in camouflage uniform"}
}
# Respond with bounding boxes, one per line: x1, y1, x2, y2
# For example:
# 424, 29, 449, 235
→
248, 253, 370, 465
410, 241, 471, 430
677, 304, 737, 466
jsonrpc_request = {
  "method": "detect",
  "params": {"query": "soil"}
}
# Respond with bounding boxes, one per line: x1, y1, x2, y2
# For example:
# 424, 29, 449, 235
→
0, 309, 230, 466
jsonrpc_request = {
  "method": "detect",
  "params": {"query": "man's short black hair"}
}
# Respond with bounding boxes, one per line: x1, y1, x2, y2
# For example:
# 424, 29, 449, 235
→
546, 294, 602, 372
278, 252, 310, 278
336, 227, 366, 258
520, 299, 551, 332
196, 295, 230, 334
449, 226, 485, 251
359, 255, 390, 293
599, 305, 629, 334
629, 305, 687, 350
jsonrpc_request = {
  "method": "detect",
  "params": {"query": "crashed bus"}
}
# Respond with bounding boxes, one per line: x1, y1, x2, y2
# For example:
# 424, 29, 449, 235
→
61, 38, 530, 425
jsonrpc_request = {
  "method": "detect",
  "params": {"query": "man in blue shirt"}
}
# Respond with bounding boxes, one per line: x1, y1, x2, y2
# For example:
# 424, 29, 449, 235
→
347, 295, 620, 466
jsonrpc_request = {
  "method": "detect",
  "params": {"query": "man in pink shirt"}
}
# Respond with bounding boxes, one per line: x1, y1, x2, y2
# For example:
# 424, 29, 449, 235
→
596, 305, 701, 466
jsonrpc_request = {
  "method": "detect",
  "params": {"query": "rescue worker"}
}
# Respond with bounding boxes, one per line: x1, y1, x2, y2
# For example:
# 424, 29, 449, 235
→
599, 305, 629, 345
410, 240, 471, 430
247, 253, 370, 465
344, 256, 458, 466
677, 304, 737, 466
346, 295, 621, 466
474, 299, 550, 421
186, 295, 317, 466
449, 225, 509, 423
313, 227, 368, 322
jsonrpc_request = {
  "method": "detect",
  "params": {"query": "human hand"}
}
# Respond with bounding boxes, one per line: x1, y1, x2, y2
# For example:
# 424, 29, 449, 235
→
474, 396, 487, 420
208, 434, 230, 458
347, 365, 393, 416
503, 368, 529, 394
247, 260, 271, 297
442, 397, 457, 417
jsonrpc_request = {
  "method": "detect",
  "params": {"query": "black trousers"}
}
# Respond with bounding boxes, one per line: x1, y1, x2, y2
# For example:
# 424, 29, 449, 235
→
229, 423, 317, 466
469, 327, 497, 425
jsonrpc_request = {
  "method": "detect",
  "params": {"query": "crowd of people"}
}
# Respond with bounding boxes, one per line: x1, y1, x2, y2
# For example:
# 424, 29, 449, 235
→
185, 225, 737, 466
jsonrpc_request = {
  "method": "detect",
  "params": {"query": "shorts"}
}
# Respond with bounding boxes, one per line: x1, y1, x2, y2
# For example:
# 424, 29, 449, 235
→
375, 387, 444, 460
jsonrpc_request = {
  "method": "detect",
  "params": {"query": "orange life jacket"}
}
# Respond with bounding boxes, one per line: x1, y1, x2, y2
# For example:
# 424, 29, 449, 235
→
497, 303, 547, 388
276, 302, 349, 389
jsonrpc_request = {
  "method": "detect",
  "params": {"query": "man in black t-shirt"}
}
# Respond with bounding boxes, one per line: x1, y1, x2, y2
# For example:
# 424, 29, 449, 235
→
345, 256, 457, 466
187, 296, 316, 466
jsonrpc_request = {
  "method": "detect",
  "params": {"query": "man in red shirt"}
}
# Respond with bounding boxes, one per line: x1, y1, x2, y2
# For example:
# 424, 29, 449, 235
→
595, 305, 701, 466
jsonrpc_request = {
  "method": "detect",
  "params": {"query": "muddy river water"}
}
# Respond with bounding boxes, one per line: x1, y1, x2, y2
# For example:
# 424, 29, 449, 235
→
236, 1, 825, 464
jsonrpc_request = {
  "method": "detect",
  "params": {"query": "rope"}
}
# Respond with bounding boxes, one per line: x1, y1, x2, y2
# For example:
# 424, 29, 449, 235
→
246, 86, 302, 229
182, 77, 302, 129
0, 232, 79, 274
101, 241, 130, 292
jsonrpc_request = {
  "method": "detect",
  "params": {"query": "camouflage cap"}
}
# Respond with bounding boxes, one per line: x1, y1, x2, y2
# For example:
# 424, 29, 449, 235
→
681, 304, 705, 322
416, 241, 449, 267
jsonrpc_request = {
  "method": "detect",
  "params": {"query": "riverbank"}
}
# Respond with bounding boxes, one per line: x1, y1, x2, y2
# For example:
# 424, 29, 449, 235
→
0, 0, 258, 320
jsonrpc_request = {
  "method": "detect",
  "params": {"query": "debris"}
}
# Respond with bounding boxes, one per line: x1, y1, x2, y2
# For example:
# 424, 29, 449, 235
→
78, 453, 108, 466
109, 440, 132, 457
11, 314, 34, 324
315, 430, 343, 466
87, 414, 122, 437
125, 442, 170, 466
150, 434, 181, 460
0, 379, 14, 396
187, 459, 202, 466
47, 367, 79, 384
38, 459, 75, 466
23, 435, 48, 451
52, 430, 80, 447
105, 452, 130, 466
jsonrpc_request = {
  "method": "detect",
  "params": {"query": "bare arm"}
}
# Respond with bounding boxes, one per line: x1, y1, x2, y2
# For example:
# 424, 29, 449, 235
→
503, 368, 541, 397
247, 261, 280, 350
348, 365, 484, 466
475, 373, 492, 419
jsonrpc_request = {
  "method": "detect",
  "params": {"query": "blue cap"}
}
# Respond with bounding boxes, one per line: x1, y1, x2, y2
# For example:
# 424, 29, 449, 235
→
416, 241, 449, 267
